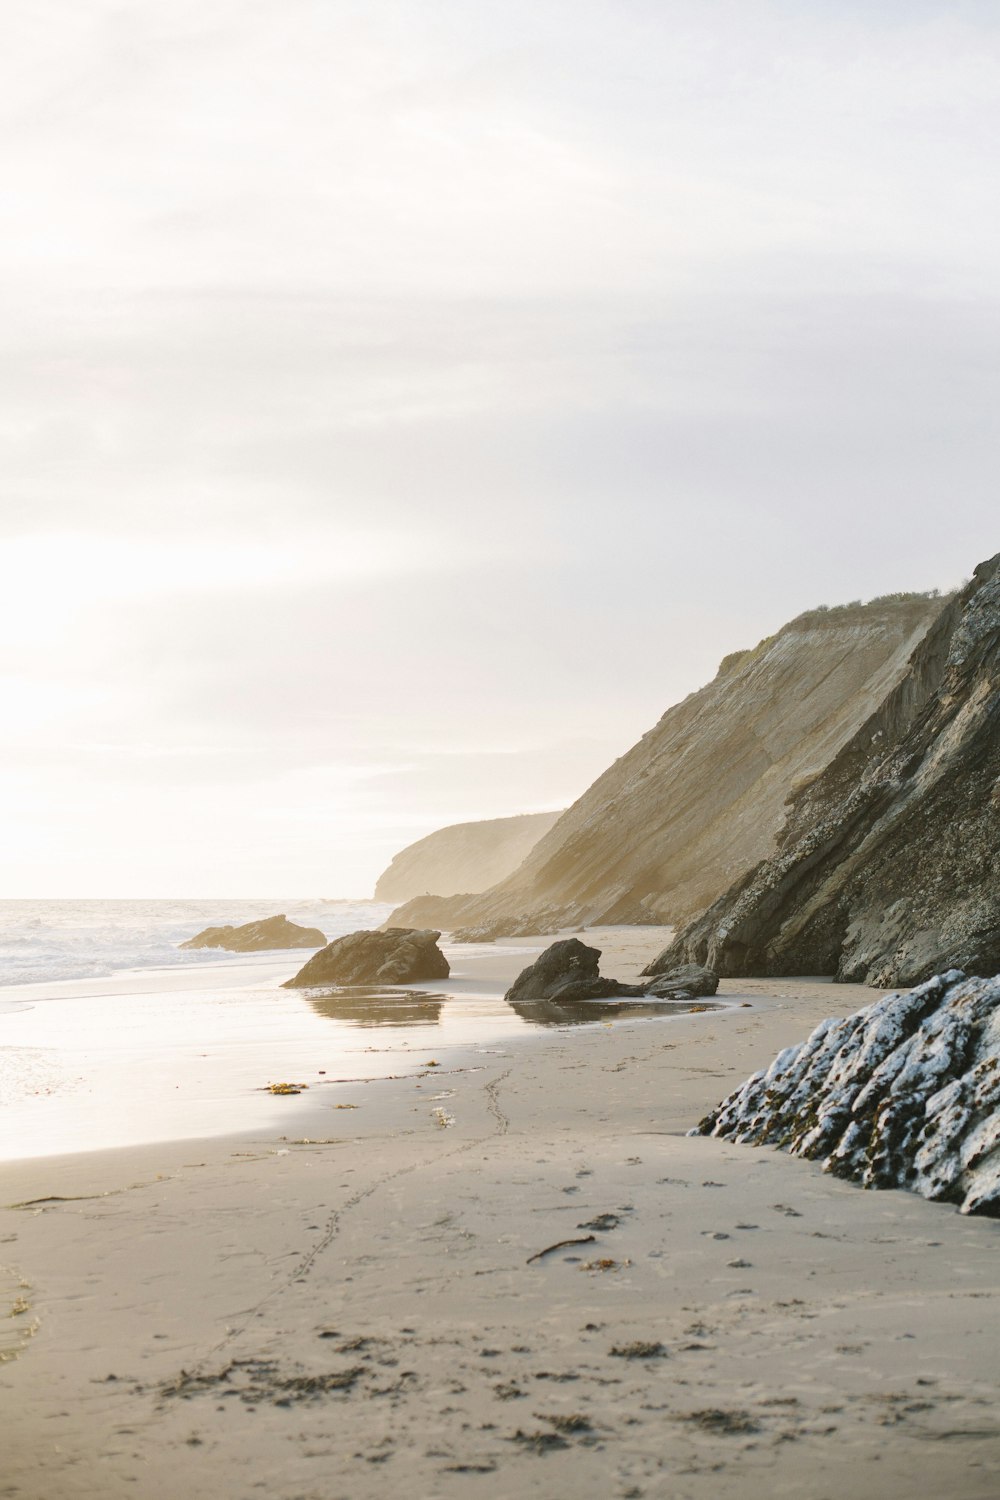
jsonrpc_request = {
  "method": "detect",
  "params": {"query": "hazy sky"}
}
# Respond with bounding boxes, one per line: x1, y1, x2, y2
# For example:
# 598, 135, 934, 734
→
2, 1, 998, 897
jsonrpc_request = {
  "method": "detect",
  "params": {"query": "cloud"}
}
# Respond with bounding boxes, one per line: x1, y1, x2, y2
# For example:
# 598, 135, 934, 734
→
3, 1, 1000, 892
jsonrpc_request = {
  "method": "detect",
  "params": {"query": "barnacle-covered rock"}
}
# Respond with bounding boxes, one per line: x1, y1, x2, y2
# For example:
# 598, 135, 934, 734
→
694, 971, 1000, 1217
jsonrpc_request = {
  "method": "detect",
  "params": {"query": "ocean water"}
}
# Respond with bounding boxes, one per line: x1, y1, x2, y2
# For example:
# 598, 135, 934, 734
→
0, 903, 702, 1162
0, 898, 389, 990
0, 899, 538, 1160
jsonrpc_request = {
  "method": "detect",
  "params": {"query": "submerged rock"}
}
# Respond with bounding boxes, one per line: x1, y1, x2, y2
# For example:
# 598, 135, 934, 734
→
283, 928, 450, 988
641, 962, 720, 999
695, 971, 1000, 1217
180, 915, 326, 952
504, 939, 645, 1004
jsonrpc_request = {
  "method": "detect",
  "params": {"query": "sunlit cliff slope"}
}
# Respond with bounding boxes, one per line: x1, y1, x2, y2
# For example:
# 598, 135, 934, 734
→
663, 555, 1000, 986
373, 811, 562, 904
388, 592, 944, 935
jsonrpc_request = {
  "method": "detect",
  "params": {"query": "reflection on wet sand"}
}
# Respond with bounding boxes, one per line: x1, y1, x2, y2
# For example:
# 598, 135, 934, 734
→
506, 997, 724, 1028
306, 987, 446, 1027
304, 985, 724, 1032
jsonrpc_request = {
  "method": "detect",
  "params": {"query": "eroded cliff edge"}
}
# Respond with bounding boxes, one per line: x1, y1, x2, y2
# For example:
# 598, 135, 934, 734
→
664, 555, 1000, 987
389, 592, 943, 935
373, 811, 562, 905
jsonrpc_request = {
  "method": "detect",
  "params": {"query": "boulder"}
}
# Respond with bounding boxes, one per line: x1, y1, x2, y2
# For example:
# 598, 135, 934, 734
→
180, 915, 326, 952
283, 928, 450, 988
503, 938, 645, 1004
644, 963, 719, 999
694, 970, 1000, 1217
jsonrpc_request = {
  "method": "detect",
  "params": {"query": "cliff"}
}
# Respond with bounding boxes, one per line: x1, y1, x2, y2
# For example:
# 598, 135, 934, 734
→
372, 811, 562, 904
389, 592, 943, 935
665, 555, 1000, 986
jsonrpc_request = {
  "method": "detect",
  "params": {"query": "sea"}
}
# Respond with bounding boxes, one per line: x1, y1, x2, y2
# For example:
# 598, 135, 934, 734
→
0, 897, 388, 990
0, 901, 701, 1165
0, 898, 531, 1163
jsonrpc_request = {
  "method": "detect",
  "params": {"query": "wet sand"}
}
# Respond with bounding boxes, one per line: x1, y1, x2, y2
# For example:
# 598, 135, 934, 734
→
2, 928, 999, 1499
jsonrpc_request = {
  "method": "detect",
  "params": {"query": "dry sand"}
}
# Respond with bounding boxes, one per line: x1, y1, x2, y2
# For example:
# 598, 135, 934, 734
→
2, 927, 999, 1499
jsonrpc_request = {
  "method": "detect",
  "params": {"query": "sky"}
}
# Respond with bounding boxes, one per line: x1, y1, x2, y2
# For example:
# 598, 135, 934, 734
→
2, 0, 998, 897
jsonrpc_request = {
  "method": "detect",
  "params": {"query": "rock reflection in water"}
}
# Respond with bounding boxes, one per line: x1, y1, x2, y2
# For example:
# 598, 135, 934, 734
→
303, 989, 723, 1033
507, 997, 723, 1028
306, 987, 446, 1028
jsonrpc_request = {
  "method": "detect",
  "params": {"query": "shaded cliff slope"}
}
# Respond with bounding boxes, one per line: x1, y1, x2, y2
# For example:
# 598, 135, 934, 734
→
390, 593, 943, 934
373, 811, 562, 904
665, 555, 1000, 986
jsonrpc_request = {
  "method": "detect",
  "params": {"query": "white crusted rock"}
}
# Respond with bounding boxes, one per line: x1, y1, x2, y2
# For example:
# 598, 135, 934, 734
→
693, 971, 1000, 1217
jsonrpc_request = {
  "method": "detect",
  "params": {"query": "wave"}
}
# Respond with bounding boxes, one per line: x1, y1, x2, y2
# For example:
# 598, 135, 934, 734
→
0, 898, 393, 988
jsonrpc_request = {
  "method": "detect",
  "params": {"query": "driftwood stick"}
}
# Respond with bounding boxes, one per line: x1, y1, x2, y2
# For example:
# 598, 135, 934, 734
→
526, 1234, 596, 1264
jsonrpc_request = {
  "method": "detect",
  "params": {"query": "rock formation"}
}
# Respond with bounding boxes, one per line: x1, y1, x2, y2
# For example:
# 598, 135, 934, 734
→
380, 893, 480, 933
643, 963, 719, 1000
695, 970, 1000, 1218
180, 915, 326, 952
665, 555, 1000, 986
451, 916, 551, 943
373, 812, 562, 904
503, 939, 645, 1004
383, 893, 564, 941
385, 592, 943, 936
283, 928, 450, 988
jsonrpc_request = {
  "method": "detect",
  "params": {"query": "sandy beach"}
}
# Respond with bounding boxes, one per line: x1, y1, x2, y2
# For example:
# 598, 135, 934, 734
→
3, 928, 999, 1499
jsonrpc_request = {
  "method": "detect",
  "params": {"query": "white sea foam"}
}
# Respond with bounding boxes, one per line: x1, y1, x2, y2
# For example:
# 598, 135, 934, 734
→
0, 898, 393, 988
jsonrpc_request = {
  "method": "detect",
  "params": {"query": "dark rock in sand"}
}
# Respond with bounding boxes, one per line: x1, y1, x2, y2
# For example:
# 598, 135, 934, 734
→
695, 970, 1000, 1217
180, 915, 326, 953
642, 962, 720, 999
283, 927, 450, 988
504, 938, 645, 1004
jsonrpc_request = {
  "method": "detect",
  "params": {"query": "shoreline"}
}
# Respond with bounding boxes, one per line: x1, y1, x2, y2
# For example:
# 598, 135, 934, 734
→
3, 931, 1000, 1497
0, 924, 692, 1163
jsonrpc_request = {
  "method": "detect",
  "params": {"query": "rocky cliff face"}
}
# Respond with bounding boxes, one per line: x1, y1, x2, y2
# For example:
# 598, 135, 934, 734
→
390, 593, 942, 935
666, 555, 1000, 986
373, 811, 562, 904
